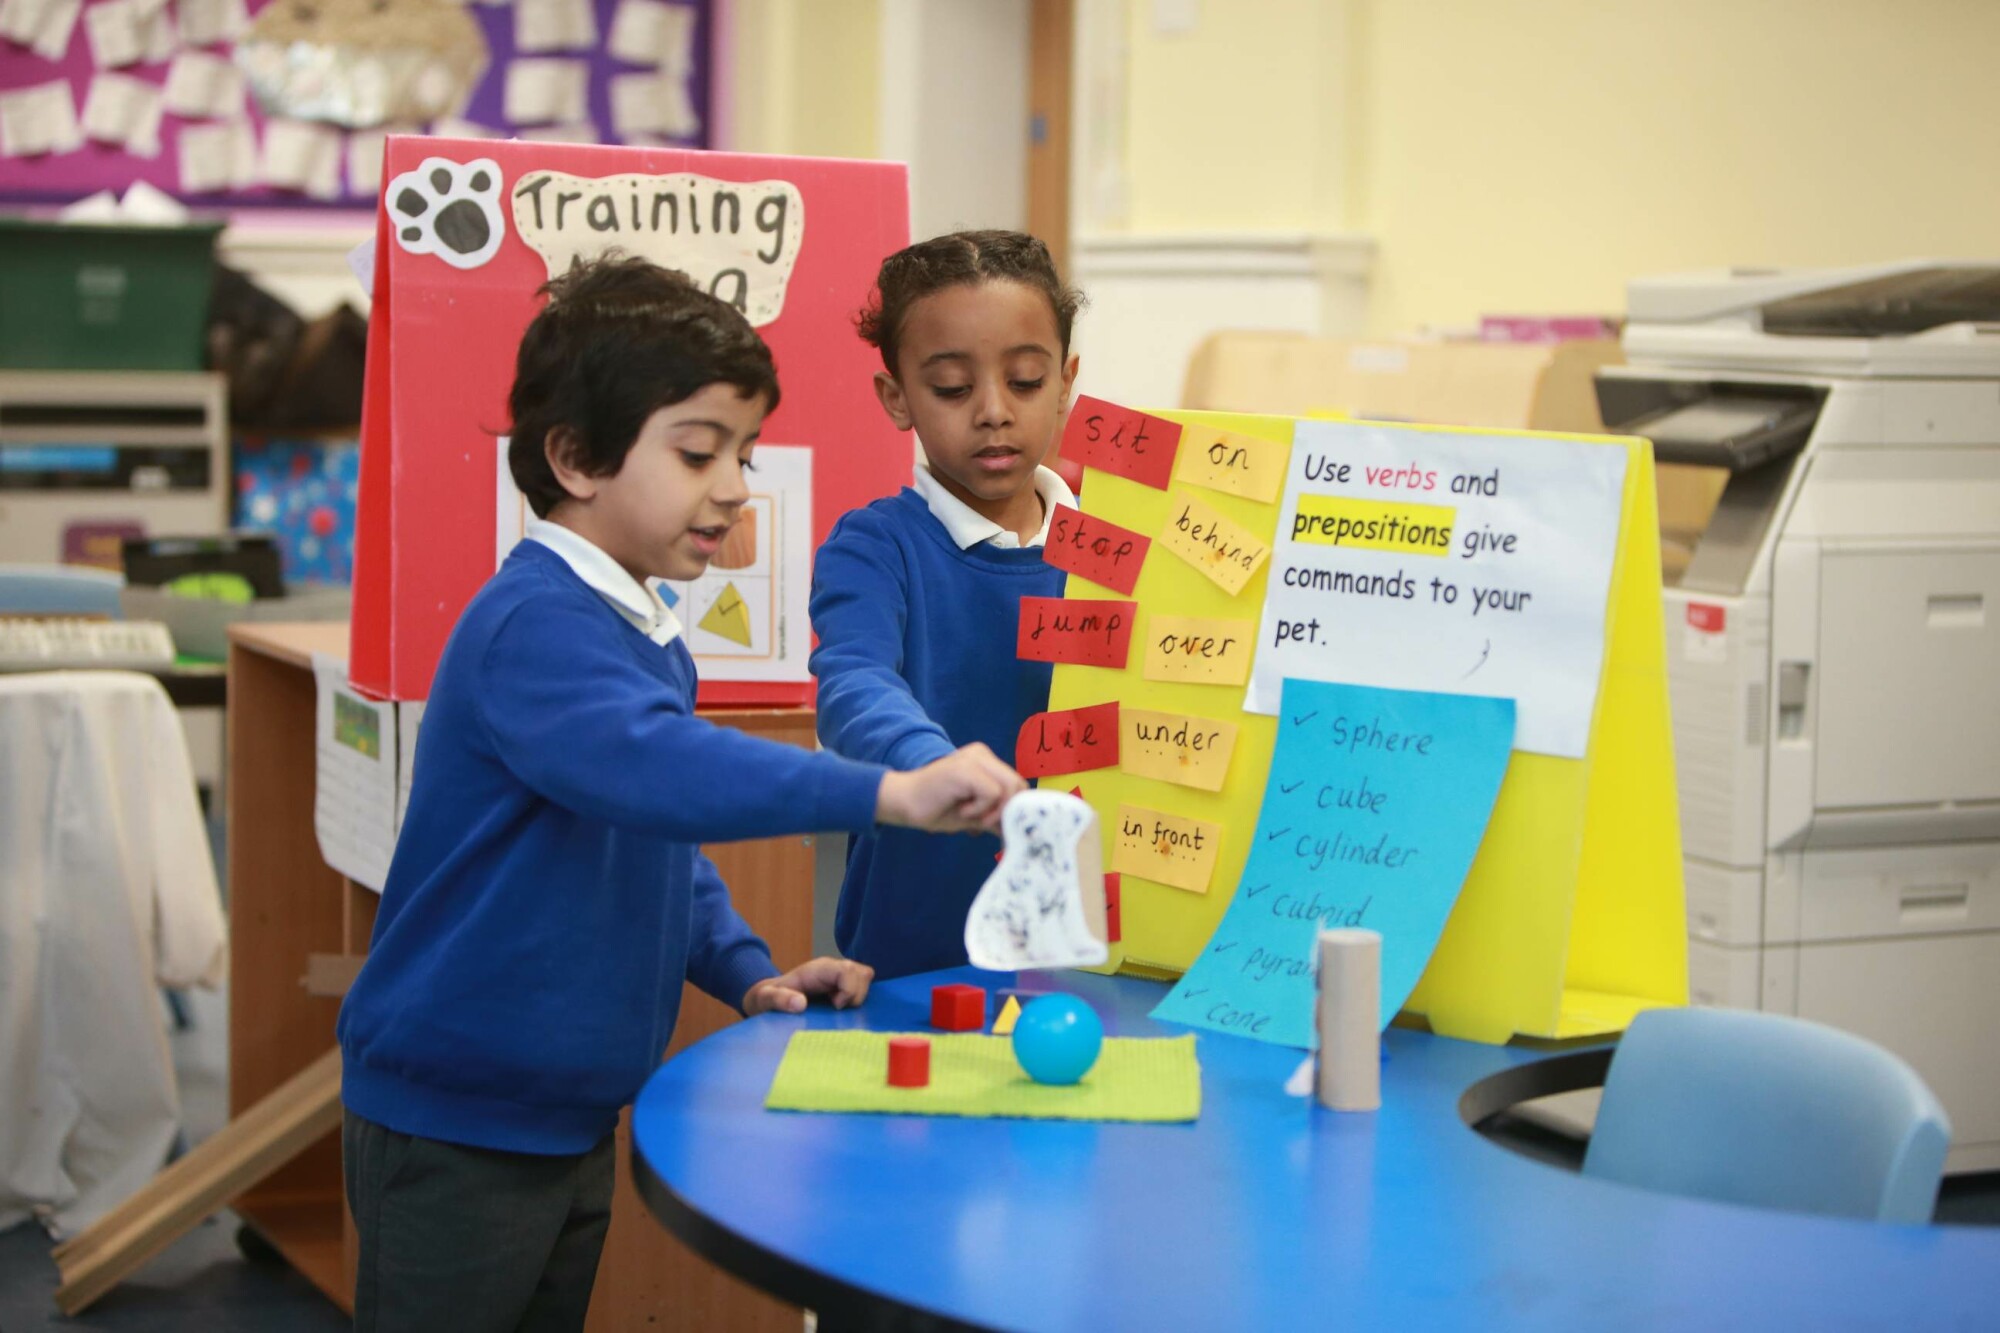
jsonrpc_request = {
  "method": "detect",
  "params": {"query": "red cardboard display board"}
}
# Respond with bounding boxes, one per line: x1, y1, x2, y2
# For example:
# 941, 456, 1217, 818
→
352, 135, 910, 703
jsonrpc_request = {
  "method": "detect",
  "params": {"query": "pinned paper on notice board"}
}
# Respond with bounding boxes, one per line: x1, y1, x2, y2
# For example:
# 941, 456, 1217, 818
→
1017, 596, 1136, 669
1059, 395, 1181, 490
1015, 701, 1120, 779
1112, 803, 1222, 895
1044, 504, 1151, 595
1142, 614, 1256, 686
1120, 707, 1237, 791
1173, 423, 1290, 504
1158, 491, 1270, 596
1151, 679, 1515, 1047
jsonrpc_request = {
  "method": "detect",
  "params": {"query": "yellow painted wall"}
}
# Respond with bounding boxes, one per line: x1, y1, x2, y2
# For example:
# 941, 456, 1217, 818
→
720, 0, 879, 160
1122, 0, 2000, 334
1123, 0, 1351, 232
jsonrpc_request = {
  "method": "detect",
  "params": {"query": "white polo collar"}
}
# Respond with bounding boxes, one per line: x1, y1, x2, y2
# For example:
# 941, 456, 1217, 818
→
912, 462, 1076, 550
526, 518, 683, 647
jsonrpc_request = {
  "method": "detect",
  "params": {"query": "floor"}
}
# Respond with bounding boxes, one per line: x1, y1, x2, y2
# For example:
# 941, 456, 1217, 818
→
1, 828, 1994, 1330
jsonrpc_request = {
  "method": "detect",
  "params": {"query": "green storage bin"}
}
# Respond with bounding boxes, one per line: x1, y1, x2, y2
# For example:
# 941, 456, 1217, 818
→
0, 218, 223, 371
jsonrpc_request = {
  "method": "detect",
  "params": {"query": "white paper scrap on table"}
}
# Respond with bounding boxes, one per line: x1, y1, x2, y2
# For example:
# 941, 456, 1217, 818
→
118, 178, 186, 219
1285, 1056, 1314, 1097
503, 57, 588, 124
85, 0, 142, 67
395, 700, 425, 833
0, 80, 82, 157
176, 117, 256, 192
513, 0, 593, 52
1244, 418, 1627, 758
964, 791, 1109, 972
312, 653, 398, 894
162, 49, 244, 119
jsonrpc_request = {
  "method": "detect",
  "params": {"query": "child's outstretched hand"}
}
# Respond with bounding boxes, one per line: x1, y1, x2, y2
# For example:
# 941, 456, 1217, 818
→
743, 957, 874, 1016
875, 743, 1025, 834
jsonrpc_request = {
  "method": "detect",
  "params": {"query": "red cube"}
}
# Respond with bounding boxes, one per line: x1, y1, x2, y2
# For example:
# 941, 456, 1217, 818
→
887, 1036, 930, 1088
930, 983, 986, 1031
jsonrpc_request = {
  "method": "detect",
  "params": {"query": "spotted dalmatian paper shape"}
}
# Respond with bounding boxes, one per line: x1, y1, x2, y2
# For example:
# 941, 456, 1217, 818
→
965, 790, 1109, 972
385, 156, 504, 270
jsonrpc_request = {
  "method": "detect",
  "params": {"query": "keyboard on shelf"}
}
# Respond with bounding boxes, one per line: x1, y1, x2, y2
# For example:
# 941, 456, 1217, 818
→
0, 617, 178, 671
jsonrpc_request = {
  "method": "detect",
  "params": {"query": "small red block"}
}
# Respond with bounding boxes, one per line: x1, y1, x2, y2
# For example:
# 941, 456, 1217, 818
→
1104, 872, 1122, 944
887, 1037, 930, 1087
930, 983, 986, 1031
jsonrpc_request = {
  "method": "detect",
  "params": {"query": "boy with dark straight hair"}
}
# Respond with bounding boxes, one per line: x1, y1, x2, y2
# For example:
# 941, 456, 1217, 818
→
338, 255, 1022, 1333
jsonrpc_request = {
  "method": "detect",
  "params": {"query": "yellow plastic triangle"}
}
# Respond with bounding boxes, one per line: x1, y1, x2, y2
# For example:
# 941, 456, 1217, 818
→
991, 995, 1022, 1036
697, 582, 754, 647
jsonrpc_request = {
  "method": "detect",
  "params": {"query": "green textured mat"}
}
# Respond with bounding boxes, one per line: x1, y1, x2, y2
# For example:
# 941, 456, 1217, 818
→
764, 1031, 1201, 1122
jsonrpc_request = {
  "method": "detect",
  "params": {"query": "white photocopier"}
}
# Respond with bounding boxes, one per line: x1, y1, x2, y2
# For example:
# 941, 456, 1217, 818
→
1596, 262, 2000, 1173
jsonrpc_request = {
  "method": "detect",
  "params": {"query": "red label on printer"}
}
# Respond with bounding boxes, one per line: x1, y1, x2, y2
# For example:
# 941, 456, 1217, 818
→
1686, 602, 1727, 634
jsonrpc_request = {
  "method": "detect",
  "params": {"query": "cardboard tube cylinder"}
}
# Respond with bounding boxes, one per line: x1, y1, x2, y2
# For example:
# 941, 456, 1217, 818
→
1316, 928, 1381, 1112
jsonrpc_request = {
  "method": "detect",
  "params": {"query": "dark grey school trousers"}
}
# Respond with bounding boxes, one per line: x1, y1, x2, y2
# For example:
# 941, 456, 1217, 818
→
343, 1110, 616, 1333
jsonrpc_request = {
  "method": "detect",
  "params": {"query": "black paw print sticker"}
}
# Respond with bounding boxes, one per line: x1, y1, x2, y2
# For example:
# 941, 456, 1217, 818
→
386, 157, 504, 271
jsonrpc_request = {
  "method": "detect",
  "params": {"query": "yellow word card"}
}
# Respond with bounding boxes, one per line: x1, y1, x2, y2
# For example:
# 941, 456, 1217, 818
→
1173, 424, 1290, 504
1143, 613, 1257, 686
1112, 803, 1222, 894
1121, 708, 1239, 792
1159, 492, 1271, 596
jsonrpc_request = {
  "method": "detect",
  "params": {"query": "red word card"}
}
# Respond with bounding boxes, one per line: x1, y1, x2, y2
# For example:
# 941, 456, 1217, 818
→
1044, 504, 1152, 595
1017, 596, 1137, 669
1015, 701, 1121, 779
1059, 395, 1182, 490
1104, 872, 1122, 943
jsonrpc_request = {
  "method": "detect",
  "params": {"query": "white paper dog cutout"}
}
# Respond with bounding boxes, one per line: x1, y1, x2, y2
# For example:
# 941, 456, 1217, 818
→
964, 790, 1109, 971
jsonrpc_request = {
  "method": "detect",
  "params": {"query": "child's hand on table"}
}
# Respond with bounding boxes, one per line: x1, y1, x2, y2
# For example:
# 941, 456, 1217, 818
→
743, 957, 874, 1016
875, 743, 1025, 834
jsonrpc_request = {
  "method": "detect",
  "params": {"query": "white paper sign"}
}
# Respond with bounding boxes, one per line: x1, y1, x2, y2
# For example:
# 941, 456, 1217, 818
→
1245, 420, 1627, 758
312, 653, 398, 893
662, 444, 812, 683
493, 441, 813, 685
84, 0, 142, 68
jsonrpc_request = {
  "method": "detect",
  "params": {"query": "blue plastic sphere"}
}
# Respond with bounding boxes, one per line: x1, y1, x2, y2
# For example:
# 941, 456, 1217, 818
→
1011, 994, 1104, 1085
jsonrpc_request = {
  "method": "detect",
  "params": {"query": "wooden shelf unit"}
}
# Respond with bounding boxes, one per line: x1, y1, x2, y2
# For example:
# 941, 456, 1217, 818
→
226, 621, 813, 1330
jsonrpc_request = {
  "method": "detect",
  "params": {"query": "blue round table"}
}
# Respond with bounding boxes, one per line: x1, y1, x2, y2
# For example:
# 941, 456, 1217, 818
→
632, 968, 1996, 1331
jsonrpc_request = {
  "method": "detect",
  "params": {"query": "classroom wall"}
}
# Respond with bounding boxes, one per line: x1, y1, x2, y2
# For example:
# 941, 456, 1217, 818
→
718, 0, 881, 159
1115, 0, 2000, 335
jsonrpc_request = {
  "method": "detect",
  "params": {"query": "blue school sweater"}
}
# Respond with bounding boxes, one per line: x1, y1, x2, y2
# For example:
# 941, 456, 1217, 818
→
810, 488, 1067, 978
338, 540, 885, 1154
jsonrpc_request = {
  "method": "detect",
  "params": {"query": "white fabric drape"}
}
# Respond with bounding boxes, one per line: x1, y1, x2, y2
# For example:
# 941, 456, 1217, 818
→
0, 671, 226, 1237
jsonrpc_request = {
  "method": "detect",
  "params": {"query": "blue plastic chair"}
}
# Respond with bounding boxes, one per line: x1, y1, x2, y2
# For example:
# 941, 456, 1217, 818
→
1581, 1007, 1950, 1224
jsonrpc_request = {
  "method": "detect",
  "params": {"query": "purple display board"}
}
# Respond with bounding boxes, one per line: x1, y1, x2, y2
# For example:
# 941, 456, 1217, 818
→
0, 0, 711, 206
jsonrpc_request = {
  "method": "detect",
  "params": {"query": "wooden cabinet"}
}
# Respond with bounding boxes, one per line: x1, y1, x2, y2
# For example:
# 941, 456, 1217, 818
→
226, 622, 810, 1330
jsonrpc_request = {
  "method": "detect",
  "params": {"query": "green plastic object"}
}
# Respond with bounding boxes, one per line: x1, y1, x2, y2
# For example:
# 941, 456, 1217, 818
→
0, 218, 223, 371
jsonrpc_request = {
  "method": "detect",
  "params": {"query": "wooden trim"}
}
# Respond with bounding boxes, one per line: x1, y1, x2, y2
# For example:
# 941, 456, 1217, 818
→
1027, 0, 1074, 277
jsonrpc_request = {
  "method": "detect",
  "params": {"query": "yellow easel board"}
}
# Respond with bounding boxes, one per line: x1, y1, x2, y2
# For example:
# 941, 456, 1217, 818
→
1046, 409, 1685, 1041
